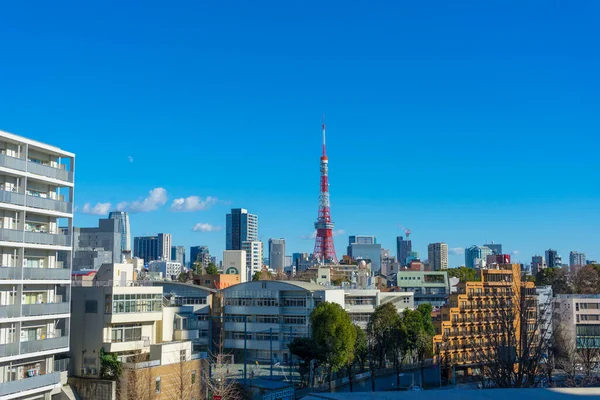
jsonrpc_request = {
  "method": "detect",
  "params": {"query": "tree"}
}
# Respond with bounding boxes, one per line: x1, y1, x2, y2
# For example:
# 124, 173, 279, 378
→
252, 270, 272, 281
192, 261, 203, 275
390, 316, 408, 387
572, 265, 600, 294
447, 267, 480, 282
353, 325, 368, 373
310, 302, 357, 391
554, 324, 600, 387
288, 337, 318, 388
100, 348, 122, 381
417, 303, 435, 337
205, 263, 219, 275
367, 303, 399, 368
535, 267, 571, 294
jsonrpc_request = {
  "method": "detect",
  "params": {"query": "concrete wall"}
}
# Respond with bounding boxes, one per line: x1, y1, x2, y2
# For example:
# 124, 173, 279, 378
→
68, 377, 116, 400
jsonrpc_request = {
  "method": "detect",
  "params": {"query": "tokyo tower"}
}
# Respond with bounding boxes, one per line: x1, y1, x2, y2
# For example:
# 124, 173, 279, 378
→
312, 122, 339, 264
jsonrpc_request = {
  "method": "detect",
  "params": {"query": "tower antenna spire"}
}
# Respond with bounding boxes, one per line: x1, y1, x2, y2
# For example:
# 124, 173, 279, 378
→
322, 115, 326, 157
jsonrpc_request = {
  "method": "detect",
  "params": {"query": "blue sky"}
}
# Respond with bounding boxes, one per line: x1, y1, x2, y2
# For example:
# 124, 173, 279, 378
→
1, 1, 599, 267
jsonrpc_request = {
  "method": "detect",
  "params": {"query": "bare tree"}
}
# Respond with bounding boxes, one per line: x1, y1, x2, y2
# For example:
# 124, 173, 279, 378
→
554, 324, 600, 387
118, 353, 155, 400
204, 339, 246, 400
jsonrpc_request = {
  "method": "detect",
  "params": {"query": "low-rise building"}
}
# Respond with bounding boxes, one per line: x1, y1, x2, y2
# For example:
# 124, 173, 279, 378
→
148, 260, 183, 280
344, 289, 414, 328
396, 270, 450, 308
553, 294, 600, 348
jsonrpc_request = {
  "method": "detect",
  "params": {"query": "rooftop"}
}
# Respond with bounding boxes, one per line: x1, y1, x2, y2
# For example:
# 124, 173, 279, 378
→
0, 129, 75, 158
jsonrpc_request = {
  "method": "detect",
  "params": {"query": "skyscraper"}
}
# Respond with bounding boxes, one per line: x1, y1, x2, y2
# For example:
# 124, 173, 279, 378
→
226, 208, 258, 250
545, 249, 562, 268
171, 245, 186, 267
428, 242, 449, 271
133, 233, 172, 262
242, 240, 263, 281
531, 255, 546, 276
465, 245, 492, 269
268, 238, 286, 271
0, 130, 75, 397
397, 236, 412, 266
348, 235, 376, 245
569, 251, 586, 268
108, 211, 131, 256
483, 242, 502, 255
190, 245, 211, 269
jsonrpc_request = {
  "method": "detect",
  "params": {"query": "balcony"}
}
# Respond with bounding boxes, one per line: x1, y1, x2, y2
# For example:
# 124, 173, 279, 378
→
224, 339, 281, 351
20, 336, 69, 354
0, 371, 61, 397
22, 302, 70, 317
23, 267, 70, 280
27, 161, 73, 183
174, 329, 199, 341
102, 337, 149, 353
0, 154, 27, 172
0, 189, 25, 206
0, 267, 19, 280
24, 231, 70, 247
0, 342, 19, 357
26, 195, 72, 214
0, 304, 20, 318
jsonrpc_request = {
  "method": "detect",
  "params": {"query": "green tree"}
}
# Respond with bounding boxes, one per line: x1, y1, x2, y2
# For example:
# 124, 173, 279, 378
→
353, 325, 368, 373
99, 348, 121, 380
205, 263, 219, 275
288, 337, 318, 388
416, 303, 435, 337
447, 266, 480, 282
367, 303, 400, 368
536, 267, 571, 294
252, 270, 273, 281
390, 317, 408, 387
310, 302, 357, 390
192, 261, 203, 275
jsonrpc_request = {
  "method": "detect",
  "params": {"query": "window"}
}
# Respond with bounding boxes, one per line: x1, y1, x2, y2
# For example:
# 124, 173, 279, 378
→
283, 315, 306, 325
282, 297, 306, 307
256, 315, 279, 324
155, 377, 161, 393
204, 280, 211, 285
85, 300, 98, 314
180, 350, 186, 361
192, 370, 196, 384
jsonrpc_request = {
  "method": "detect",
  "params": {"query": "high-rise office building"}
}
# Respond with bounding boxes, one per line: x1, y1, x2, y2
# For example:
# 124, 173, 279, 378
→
348, 235, 376, 245
72, 218, 121, 269
545, 249, 562, 268
483, 242, 502, 255
133, 233, 172, 262
268, 238, 286, 271
0, 130, 75, 397
226, 208, 258, 250
465, 245, 492, 269
531, 255, 546, 276
569, 251, 586, 269
108, 211, 131, 256
242, 240, 263, 281
428, 242, 449, 271
348, 235, 382, 272
396, 236, 412, 266
171, 245, 186, 267
190, 245, 211, 269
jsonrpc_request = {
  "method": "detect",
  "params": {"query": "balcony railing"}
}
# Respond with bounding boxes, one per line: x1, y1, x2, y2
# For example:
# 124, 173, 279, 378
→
27, 161, 73, 183
0, 154, 27, 172
22, 302, 70, 317
0, 304, 20, 318
24, 231, 70, 246
0, 228, 25, 243
0, 189, 25, 206
0, 371, 61, 397
0, 342, 19, 357
26, 195, 73, 214
0, 267, 19, 280
23, 267, 70, 280
54, 357, 70, 372
20, 336, 69, 354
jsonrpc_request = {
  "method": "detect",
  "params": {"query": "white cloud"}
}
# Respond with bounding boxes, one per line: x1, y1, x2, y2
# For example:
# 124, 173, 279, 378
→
80, 202, 112, 215
192, 223, 221, 232
116, 187, 167, 213
449, 247, 465, 255
170, 196, 218, 212
333, 229, 346, 237
128, 156, 134, 163
512, 250, 520, 255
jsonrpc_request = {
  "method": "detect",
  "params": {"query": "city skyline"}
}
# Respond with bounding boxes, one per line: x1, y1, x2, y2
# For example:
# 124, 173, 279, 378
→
1, 2, 599, 267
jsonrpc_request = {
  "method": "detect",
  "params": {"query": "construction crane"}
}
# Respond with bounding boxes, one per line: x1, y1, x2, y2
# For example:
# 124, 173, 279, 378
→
398, 224, 411, 239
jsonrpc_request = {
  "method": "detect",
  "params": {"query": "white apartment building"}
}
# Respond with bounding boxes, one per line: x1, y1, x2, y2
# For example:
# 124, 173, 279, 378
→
553, 294, 600, 349
242, 240, 263, 281
222, 281, 344, 363
148, 260, 182, 280
70, 263, 163, 378
223, 250, 247, 283
344, 289, 414, 329
0, 130, 74, 400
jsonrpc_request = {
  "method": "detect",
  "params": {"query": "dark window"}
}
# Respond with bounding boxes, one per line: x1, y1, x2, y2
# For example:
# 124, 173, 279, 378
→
85, 300, 98, 313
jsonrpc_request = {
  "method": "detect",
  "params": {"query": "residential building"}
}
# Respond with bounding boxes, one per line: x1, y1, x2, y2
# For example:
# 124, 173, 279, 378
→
223, 250, 247, 283
531, 255, 546, 276
134, 233, 171, 262
396, 270, 450, 308
0, 130, 74, 399
553, 294, 600, 349
72, 218, 121, 269
483, 243, 502, 255
348, 242, 382, 272
284, 256, 292, 268
225, 208, 258, 250
344, 289, 414, 329
108, 211, 131, 257
396, 236, 412, 266
242, 240, 263, 281
221, 281, 345, 363
545, 249, 562, 269
148, 260, 183, 279
268, 238, 286, 271
348, 235, 376, 245
428, 242, 449, 271
569, 251, 586, 269
536, 285, 553, 345
190, 245, 210, 269
433, 264, 536, 379
465, 245, 492, 269
171, 245, 186, 267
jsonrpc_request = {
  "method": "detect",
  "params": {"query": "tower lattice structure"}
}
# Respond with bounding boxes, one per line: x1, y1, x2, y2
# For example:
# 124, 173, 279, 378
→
312, 123, 339, 264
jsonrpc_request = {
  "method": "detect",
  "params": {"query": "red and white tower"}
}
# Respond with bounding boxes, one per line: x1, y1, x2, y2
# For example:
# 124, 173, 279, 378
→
312, 122, 339, 264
